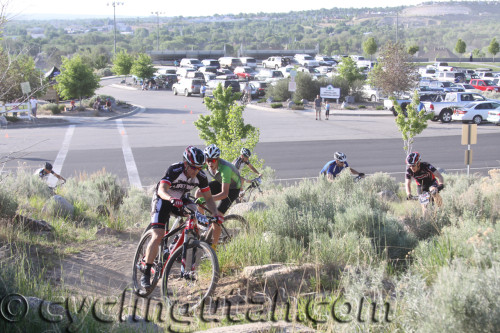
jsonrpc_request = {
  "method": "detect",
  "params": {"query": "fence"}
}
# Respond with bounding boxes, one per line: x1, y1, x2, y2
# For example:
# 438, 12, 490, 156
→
0, 102, 33, 121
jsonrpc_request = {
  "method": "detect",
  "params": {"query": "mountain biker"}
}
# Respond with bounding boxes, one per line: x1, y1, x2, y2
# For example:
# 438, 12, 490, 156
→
36, 162, 66, 183
319, 152, 364, 182
141, 146, 221, 289
195, 144, 241, 251
405, 152, 444, 200
232, 148, 262, 183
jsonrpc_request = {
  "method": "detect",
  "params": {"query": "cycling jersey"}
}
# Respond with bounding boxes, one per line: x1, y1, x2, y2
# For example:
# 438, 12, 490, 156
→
36, 168, 53, 180
206, 159, 241, 190
320, 160, 349, 178
232, 156, 249, 171
150, 162, 210, 228
405, 162, 437, 191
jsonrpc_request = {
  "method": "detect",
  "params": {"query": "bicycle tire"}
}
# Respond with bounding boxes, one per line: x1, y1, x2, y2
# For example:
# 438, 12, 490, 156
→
161, 241, 219, 311
132, 229, 163, 297
219, 214, 249, 245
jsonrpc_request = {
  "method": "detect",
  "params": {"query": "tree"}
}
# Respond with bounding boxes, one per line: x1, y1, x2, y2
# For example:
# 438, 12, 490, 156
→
130, 53, 155, 81
56, 55, 100, 108
368, 41, 418, 98
407, 45, 419, 56
112, 50, 134, 79
455, 38, 466, 62
362, 37, 377, 61
393, 91, 434, 155
194, 84, 261, 172
488, 38, 499, 62
337, 57, 364, 94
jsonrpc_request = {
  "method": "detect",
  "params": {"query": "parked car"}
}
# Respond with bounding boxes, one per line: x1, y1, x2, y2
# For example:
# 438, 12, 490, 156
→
218, 57, 243, 70
255, 69, 284, 83
419, 67, 437, 79
202, 73, 216, 82
436, 71, 465, 83
455, 83, 479, 93
469, 79, 500, 92
452, 101, 500, 124
316, 66, 335, 75
205, 79, 240, 97
199, 66, 217, 74
361, 85, 382, 102
172, 78, 204, 96
233, 66, 257, 80
249, 81, 268, 97
427, 80, 464, 92
185, 71, 206, 82
262, 56, 286, 69
278, 65, 295, 78
154, 74, 177, 89
296, 66, 325, 79
176, 67, 196, 81
179, 58, 203, 70
239, 57, 257, 69
486, 108, 500, 125
294, 54, 320, 67
315, 55, 337, 66
201, 59, 220, 69
215, 68, 237, 80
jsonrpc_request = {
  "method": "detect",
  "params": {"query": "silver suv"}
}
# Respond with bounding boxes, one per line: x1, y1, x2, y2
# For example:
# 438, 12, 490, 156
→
172, 78, 204, 97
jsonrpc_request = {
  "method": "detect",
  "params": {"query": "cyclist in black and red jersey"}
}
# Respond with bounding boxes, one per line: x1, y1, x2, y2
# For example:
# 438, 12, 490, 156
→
140, 146, 222, 289
405, 152, 445, 199
232, 148, 262, 183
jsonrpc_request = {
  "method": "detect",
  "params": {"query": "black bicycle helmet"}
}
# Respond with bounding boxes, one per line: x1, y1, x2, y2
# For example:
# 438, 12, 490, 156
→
183, 146, 205, 168
44, 162, 53, 170
334, 152, 347, 163
241, 148, 251, 158
406, 152, 421, 166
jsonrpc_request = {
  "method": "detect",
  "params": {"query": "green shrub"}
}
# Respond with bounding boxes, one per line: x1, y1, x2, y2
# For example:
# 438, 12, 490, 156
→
358, 105, 366, 109
4, 115, 20, 122
270, 103, 283, 108
0, 187, 18, 218
42, 103, 62, 115
291, 105, 305, 110
117, 187, 152, 227
265, 79, 291, 102
94, 67, 113, 77
376, 105, 385, 110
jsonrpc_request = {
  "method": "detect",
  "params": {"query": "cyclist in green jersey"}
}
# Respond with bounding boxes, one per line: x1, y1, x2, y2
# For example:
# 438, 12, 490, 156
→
195, 144, 241, 250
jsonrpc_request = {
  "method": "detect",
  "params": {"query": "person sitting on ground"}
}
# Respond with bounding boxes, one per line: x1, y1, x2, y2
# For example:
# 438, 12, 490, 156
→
232, 148, 262, 183
319, 152, 364, 182
36, 162, 66, 183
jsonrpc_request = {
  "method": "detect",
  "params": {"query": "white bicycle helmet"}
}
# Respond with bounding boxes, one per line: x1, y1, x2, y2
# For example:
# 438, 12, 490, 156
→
241, 148, 251, 158
334, 152, 347, 163
183, 146, 205, 168
204, 144, 221, 159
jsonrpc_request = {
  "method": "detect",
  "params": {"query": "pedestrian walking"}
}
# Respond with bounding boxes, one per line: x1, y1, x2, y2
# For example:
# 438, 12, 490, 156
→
29, 96, 38, 118
314, 95, 322, 120
325, 100, 330, 120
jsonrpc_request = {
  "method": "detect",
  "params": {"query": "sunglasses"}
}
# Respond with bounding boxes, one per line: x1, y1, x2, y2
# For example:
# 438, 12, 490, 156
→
188, 164, 202, 171
206, 158, 218, 163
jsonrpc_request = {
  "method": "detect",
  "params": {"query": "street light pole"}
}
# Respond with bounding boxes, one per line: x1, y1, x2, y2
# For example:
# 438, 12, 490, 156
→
108, 2, 124, 54
151, 11, 164, 51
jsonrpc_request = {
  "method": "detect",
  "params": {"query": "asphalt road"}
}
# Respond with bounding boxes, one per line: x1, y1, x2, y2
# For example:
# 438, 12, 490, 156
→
1, 78, 499, 187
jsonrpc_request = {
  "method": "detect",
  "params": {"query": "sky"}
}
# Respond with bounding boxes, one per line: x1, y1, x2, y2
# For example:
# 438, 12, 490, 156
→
7, 0, 454, 19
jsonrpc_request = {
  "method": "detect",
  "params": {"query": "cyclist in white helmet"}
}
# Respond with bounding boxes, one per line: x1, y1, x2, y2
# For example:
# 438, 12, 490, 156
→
320, 152, 364, 182
232, 147, 262, 183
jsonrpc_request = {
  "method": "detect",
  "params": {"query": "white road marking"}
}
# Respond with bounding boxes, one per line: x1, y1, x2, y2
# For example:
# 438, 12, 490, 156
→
49, 125, 75, 187
116, 119, 142, 188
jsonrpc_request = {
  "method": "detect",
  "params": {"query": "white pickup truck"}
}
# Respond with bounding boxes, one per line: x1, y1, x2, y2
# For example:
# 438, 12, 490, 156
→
422, 92, 491, 123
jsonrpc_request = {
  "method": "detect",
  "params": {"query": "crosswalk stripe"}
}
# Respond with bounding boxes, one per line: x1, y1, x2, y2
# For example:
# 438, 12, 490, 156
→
116, 119, 142, 188
48, 125, 75, 188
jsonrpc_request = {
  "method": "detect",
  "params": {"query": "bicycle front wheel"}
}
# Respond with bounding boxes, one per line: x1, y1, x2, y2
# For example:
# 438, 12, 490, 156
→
161, 241, 219, 312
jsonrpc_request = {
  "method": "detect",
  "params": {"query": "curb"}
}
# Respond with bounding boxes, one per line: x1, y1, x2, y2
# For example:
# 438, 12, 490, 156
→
246, 103, 393, 117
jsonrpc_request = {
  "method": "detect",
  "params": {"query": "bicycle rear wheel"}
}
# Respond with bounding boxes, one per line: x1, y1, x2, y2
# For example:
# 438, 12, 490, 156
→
132, 230, 163, 297
161, 241, 219, 312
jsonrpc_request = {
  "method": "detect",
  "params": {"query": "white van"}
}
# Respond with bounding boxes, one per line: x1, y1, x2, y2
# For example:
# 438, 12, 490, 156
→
239, 57, 257, 69
218, 57, 243, 70
419, 67, 437, 79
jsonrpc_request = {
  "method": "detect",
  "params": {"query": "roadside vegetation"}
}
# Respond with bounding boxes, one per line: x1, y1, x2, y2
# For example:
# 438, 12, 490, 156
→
1, 164, 499, 331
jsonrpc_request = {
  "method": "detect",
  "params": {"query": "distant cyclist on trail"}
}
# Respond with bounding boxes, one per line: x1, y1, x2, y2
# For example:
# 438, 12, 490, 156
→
232, 148, 262, 183
140, 146, 221, 289
320, 152, 364, 182
36, 162, 66, 183
405, 152, 444, 200
195, 144, 241, 251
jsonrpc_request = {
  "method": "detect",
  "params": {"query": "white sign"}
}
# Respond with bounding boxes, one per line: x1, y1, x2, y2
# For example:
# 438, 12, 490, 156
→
288, 81, 296, 92
21, 82, 31, 95
320, 85, 340, 99
290, 69, 297, 78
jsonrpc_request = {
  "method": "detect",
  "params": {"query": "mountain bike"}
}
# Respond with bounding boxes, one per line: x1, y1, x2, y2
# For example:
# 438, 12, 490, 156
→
236, 177, 262, 203
132, 196, 219, 311
407, 186, 443, 214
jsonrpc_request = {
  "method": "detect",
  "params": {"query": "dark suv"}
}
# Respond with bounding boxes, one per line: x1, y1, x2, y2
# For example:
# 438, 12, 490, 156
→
205, 79, 241, 97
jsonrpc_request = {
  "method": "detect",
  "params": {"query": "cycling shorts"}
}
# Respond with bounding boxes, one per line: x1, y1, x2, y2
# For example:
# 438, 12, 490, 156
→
209, 181, 240, 214
150, 197, 183, 230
